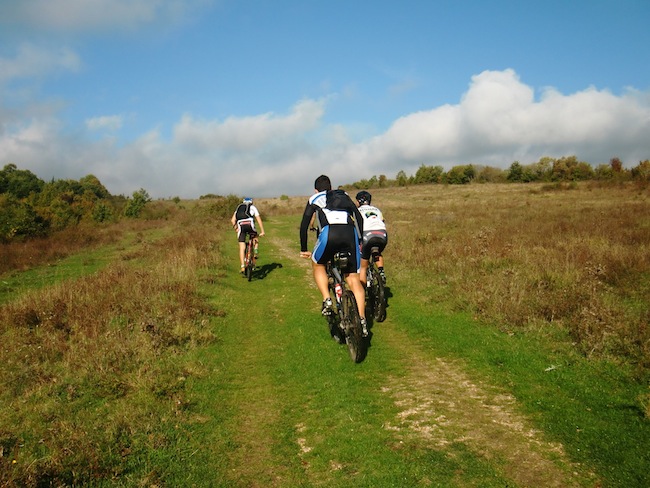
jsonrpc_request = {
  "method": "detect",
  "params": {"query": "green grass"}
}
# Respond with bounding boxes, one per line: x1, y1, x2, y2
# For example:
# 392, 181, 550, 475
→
388, 275, 650, 487
0, 227, 174, 304
148, 215, 591, 486
2, 192, 650, 487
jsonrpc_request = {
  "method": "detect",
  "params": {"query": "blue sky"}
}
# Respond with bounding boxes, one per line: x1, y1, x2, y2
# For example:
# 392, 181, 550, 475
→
1, 0, 650, 198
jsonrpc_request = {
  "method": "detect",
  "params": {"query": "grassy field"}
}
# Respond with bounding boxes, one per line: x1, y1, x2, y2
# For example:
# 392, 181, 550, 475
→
1, 182, 649, 487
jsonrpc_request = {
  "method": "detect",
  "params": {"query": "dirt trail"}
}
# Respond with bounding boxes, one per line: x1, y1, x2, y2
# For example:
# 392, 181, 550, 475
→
380, 329, 591, 487
267, 233, 593, 487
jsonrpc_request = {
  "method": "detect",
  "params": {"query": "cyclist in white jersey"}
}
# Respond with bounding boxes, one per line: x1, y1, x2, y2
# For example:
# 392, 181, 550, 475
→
355, 191, 388, 286
231, 197, 265, 273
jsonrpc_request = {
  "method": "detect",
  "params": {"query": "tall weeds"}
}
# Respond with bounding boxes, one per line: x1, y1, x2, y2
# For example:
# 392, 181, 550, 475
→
379, 182, 650, 373
0, 206, 225, 486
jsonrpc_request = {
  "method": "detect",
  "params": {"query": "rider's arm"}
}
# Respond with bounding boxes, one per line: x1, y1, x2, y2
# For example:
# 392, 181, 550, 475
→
299, 204, 316, 252
255, 214, 265, 235
231, 212, 237, 228
352, 204, 364, 235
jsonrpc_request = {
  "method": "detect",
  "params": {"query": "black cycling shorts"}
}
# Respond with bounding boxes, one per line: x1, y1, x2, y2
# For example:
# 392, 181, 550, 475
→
237, 222, 258, 243
360, 230, 388, 260
312, 224, 360, 273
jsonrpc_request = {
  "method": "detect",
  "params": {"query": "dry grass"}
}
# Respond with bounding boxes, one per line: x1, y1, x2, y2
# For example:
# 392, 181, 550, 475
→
0, 206, 225, 486
372, 181, 650, 372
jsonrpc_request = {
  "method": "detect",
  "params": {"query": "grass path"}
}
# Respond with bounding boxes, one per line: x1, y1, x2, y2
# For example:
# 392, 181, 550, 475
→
174, 214, 597, 487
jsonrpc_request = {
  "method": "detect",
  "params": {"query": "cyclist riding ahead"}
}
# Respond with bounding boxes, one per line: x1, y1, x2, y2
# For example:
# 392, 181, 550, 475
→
355, 190, 388, 286
231, 197, 265, 274
299, 175, 368, 336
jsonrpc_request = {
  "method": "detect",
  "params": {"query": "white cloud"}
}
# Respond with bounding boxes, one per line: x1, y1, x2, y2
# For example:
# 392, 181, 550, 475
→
0, 43, 81, 83
352, 69, 650, 174
86, 115, 123, 132
2, 69, 650, 199
0, 0, 214, 32
173, 99, 325, 151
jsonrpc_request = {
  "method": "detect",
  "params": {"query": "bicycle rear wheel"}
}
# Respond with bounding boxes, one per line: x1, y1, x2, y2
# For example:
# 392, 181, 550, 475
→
341, 289, 367, 363
244, 241, 254, 281
369, 263, 386, 322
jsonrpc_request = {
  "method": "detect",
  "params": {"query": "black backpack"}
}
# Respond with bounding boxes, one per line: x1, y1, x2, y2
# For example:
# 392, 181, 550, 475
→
235, 203, 253, 221
325, 189, 352, 212
315, 189, 354, 227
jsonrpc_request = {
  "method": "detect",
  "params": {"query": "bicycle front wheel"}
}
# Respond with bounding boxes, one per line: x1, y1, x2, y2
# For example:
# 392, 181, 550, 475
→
341, 289, 367, 363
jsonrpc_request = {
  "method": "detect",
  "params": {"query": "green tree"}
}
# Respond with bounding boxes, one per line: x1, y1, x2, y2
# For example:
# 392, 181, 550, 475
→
446, 165, 475, 184
475, 166, 507, 183
631, 160, 650, 181
0, 194, 48, 241
92, 202, 114, 223
507, 161, 524, 182
594, 164, 614, 180
79, 174, 111, 199
0, 163, 44, 198
124, 188, 152, 218
396, 170, 409, 187
573, 161, 595, 181
414, 164, 443, 184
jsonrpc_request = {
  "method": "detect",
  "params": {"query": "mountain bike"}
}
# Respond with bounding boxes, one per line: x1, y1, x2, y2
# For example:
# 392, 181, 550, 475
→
243, 234, 257, 281
366, 245, 386, 322
326, 251, 368, 363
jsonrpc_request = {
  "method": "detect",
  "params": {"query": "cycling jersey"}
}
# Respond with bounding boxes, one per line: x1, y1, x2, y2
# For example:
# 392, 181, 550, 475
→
234, 203, 260, 242
357, 204, 388, 260
299, 190, 364, 272
358, 204, 386, 231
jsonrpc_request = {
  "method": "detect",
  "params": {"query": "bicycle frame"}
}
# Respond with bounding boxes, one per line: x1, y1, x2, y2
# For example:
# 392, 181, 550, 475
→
326, 251, 367, 363
243, 233, 257, 281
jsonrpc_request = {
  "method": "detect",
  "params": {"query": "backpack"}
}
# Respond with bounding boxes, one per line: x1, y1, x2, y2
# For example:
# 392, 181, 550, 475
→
235, 203, 253, 221
325, 189, 352, 212
317, 189, 354, 226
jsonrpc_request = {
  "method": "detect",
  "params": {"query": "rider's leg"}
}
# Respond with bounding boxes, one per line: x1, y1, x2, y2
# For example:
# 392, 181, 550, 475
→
359, 258, 369, 286
238, 242, 246, 267
376, 254, 386, 282
252, 237, 259, 263
345, 273, 366, 320
312, 263, 330, 300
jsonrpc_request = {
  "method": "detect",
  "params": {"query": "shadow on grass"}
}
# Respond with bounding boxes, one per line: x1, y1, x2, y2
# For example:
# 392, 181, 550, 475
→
249, 262, 283, 280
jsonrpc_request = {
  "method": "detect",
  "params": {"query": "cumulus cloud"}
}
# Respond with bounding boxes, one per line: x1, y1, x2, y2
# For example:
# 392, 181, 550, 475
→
173, 99, 325, 151
353, 69, 650, 175
2, 69, 650, 199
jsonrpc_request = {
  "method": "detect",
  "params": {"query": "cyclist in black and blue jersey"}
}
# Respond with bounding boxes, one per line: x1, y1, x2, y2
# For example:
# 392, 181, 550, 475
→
299, 175, 367, 335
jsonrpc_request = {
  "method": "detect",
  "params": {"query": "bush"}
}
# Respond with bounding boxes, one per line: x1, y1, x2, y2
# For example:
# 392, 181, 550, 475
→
123, 189, 152, 218
0, 194, 48, 242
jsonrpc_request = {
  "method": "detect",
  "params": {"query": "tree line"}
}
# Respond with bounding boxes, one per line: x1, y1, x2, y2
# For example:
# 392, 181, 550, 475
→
345, 156, 650, 189
0, 164, 152, 242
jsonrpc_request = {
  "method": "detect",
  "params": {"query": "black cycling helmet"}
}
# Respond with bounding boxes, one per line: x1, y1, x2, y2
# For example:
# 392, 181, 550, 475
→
356, 190, 372, 205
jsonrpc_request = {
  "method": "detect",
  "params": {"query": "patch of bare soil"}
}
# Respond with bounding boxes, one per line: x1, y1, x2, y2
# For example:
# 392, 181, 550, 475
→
269, 233, 597, 486
381, 328, 596, 487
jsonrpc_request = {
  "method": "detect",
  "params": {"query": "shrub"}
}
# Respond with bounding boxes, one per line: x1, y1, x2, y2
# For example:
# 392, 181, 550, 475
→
123, 189, 152, 218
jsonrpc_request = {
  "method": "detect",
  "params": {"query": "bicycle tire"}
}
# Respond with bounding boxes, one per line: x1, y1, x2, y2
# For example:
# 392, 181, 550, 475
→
244, 241, 253, 281
341, 289, 367, 363
370, 264, 386, 322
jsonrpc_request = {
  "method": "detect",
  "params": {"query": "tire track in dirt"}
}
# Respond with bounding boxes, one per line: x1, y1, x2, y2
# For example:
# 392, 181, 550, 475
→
380, 327, 596, 487
269, 232, 596, 486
